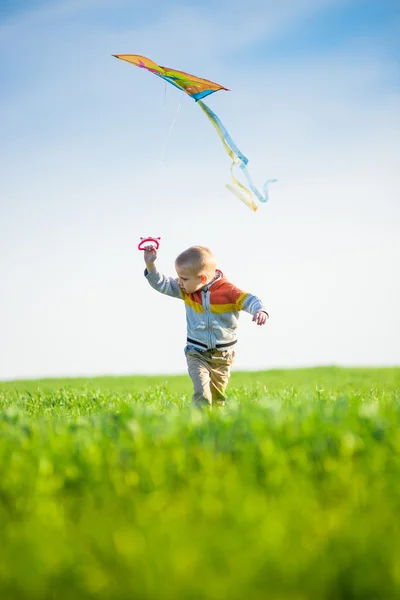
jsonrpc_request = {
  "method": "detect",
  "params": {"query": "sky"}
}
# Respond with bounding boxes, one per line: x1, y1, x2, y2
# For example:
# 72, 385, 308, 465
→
0, 0, 399, 381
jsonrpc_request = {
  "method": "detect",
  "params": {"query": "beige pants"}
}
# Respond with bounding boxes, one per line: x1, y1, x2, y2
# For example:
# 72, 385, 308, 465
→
185, 347, 235, 408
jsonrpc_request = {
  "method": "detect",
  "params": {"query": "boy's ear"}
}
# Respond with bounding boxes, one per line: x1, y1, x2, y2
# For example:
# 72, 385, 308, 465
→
200, 273, 207, 284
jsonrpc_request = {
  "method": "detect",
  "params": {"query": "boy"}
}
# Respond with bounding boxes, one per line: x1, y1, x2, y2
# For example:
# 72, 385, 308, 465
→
143, 245, 268, 409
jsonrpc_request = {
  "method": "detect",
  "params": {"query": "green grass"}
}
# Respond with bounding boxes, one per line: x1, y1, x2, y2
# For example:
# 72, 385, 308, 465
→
0, 367, 399, 599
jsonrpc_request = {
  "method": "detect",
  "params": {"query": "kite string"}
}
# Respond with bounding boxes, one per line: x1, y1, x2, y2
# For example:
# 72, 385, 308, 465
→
160, 97, 182, 167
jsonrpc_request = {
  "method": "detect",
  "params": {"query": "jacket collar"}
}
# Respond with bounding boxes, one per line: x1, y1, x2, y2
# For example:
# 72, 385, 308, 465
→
201, 269, 225, 293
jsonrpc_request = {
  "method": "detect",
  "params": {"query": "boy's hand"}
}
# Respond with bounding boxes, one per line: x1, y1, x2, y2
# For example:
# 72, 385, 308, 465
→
144, 245, 157, 272
252, 311, 268, 326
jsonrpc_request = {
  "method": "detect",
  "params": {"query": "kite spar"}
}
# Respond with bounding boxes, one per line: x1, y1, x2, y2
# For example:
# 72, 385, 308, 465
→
113, 54, 276, 212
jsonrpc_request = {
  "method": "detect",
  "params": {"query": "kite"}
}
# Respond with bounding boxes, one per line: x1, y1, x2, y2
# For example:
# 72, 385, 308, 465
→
113, 54, 276, 212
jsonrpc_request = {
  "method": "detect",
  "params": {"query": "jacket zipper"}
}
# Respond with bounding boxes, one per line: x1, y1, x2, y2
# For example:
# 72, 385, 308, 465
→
202, 290, 213, 349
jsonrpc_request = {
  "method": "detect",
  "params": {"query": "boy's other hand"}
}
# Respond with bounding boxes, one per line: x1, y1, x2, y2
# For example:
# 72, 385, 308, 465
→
144, 245, 157, 272
252, 311, 268, 326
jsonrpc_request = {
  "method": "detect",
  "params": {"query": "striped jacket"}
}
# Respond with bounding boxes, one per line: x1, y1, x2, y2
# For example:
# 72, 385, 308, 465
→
145, 268, 268, 351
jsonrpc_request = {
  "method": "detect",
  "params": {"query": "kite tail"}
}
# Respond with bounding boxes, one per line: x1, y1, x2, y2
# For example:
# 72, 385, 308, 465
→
239, 163, 278, 204
197, 100, 276, 211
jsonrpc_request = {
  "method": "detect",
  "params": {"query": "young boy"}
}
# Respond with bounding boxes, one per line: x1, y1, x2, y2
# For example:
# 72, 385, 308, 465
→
143, 245, 268, 409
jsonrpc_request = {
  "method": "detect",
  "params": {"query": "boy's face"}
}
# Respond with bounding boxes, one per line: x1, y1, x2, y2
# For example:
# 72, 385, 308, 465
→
175, 265, 206, 294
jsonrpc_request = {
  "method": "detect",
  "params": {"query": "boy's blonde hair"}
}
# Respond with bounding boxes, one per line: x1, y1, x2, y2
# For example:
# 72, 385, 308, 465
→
175, 246, 217, 277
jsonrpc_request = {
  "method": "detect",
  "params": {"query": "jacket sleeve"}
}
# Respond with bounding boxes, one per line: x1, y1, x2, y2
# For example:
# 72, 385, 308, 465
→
144, 268, 183, 299
230, 285, 269, 317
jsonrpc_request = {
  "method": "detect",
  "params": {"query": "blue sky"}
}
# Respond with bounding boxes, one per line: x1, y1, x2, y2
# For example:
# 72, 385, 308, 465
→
1, 0, 399, 380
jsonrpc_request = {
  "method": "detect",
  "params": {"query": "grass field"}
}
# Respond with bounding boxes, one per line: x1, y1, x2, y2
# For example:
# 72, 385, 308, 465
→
0, 367, 399, 599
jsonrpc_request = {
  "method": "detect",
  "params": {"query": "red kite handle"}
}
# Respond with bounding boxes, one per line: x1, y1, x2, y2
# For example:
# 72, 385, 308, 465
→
138, 237, 161, 250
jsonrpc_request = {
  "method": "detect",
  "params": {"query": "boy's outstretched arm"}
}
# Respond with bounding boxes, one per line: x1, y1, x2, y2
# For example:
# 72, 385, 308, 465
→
143, 245, 182, 299
230, 285, 269, 326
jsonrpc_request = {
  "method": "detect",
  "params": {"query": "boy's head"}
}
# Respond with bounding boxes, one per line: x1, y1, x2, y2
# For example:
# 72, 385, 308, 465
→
175, 246, 217, 293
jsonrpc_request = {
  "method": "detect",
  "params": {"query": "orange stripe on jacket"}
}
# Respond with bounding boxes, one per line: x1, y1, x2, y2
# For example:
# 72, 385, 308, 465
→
210, 285, 249, 311
181, 284, 248, 314
210, 293, 248, 313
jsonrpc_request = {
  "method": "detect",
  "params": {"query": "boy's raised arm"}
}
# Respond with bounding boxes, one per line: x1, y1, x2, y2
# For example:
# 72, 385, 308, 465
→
143, 246, 157, 273
143, 245, 182, 299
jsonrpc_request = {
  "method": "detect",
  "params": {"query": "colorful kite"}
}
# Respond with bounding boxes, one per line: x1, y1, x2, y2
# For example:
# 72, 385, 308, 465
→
113, 54, 276, 211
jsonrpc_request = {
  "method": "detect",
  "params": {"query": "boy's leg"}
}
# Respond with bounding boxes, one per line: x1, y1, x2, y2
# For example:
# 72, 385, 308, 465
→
185, 348, 213, 408
209, 349, 235, 408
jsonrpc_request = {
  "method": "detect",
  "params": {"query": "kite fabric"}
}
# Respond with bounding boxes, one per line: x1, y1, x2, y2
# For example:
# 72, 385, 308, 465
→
113, 54, 276, 211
